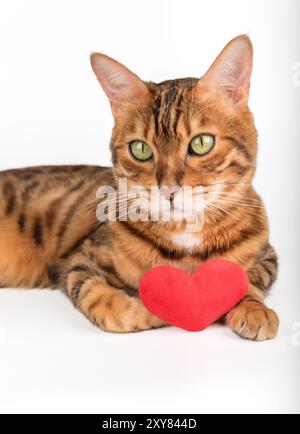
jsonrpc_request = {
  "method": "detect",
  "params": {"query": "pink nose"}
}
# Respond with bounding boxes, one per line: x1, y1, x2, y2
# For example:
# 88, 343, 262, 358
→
160, 185, 180, 202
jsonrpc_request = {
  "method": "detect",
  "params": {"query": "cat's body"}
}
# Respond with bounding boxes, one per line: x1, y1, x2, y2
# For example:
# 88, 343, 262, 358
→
0, 36, 279, 340
0, 165, 111, 288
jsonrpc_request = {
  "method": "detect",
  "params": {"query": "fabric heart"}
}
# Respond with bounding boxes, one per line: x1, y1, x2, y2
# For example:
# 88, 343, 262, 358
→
139, 260, 248, 331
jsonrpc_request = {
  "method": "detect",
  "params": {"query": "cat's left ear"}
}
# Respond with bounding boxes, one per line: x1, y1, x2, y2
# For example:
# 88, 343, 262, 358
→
200, 35, 253, 106
90, 53, 150, 117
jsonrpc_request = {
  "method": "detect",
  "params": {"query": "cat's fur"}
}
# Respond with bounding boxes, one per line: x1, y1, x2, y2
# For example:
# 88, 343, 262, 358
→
0, 36, 279, 340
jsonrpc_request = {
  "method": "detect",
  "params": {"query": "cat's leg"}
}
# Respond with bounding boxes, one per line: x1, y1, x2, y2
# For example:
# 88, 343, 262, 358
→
66, 258, 166, 333
227, 244, 279, 341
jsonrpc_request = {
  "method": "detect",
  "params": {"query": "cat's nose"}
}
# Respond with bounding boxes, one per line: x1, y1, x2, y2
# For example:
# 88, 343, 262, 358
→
160, 185, 180, 202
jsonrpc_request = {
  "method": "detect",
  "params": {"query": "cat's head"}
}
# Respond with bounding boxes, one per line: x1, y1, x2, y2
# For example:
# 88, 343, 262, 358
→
91, 36, 257, 224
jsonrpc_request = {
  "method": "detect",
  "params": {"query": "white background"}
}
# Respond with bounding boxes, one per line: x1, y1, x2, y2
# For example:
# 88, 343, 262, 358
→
0, 0, 299, 414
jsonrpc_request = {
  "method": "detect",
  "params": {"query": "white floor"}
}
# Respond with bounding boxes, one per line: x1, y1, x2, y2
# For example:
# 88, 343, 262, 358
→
0, 258, 299, 414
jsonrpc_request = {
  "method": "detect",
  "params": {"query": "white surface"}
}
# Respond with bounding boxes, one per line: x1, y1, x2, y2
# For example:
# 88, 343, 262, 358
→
0, 0, 299, 414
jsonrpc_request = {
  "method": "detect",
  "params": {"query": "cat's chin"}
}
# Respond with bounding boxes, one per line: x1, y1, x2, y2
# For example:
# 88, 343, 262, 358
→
170, 231, 202, 250
146, 219, 201, 239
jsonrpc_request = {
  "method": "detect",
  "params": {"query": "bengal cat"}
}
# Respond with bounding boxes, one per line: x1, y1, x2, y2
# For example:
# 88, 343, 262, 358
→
0, 35, 279, 340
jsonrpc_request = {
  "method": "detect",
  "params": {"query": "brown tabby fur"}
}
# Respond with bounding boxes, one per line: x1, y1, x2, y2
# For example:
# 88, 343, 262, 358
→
0, 36, 279, 340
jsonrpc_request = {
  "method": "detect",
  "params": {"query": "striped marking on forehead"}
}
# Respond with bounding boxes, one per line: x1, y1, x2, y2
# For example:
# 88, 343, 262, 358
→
150, 78, 197, 145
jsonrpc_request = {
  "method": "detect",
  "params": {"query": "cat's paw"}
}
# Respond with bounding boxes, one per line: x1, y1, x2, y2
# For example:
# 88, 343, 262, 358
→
227, 301, 279, 342
80, 287, 166, 333
101, 296, 166, 333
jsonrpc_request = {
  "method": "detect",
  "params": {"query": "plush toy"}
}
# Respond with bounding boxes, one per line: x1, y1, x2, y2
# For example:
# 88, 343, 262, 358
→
139, 260, 248, 332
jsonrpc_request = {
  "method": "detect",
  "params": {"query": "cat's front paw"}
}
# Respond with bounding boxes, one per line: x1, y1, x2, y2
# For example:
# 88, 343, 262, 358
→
80, 286, 166, 333
227, 301, 279, 342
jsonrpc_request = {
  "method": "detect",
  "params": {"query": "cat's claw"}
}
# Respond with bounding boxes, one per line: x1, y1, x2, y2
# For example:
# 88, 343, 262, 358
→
227, 303, 279, 342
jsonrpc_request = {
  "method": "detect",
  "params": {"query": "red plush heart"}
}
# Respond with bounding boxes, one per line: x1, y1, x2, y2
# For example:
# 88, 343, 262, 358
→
139, 260, 248, 331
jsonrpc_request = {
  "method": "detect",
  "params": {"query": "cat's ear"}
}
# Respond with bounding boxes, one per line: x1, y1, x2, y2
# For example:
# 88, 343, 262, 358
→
200, 35, 253, 106
90, 53, 150, 116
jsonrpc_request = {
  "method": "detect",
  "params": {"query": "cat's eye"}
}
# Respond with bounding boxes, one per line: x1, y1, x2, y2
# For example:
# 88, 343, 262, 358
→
129, 141, 153, 161
188, 134, 215, 156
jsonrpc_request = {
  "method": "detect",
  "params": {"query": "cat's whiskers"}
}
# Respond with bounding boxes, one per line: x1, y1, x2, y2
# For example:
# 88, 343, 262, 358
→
84, 192, 140, 212
216, 198, 264, 209
204, 178, 253, 189
215, 194, 263, 206
205, 195, 262, 221
206, 202, 232, 217
216, 191, 261, 200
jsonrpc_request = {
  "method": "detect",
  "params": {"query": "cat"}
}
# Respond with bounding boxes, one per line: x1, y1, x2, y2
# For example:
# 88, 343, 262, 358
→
0, 35, 279, 340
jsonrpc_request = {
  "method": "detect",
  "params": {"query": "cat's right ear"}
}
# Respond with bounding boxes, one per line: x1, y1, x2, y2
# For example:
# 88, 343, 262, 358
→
90, 53, 150, 117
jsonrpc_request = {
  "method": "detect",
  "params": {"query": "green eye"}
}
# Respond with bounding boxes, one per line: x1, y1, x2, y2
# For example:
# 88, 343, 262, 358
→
189, 134, 215, 156
129, 141, 153, 161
